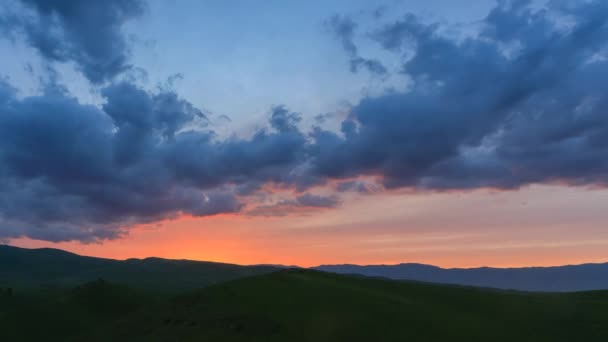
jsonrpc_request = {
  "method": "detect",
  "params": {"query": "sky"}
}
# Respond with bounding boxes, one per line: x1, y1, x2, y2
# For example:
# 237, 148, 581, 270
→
1, 0, 608, 267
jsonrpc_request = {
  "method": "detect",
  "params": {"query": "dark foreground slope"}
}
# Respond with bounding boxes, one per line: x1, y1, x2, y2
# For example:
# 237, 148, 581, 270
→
0, 245, 277, 291
315, 262, 608, 292
3, 270, 607, 342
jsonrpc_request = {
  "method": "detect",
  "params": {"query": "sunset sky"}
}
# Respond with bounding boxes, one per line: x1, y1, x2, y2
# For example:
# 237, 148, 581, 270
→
2, 0, 608, 268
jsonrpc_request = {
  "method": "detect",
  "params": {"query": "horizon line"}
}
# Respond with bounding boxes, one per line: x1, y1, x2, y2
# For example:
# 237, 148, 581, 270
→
4, 244, 608, 271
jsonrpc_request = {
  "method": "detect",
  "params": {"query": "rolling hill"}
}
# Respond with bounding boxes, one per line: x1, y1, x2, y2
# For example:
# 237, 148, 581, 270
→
4, 245, 608, 292
0, 244, 277, 291
1, 269, 608, 341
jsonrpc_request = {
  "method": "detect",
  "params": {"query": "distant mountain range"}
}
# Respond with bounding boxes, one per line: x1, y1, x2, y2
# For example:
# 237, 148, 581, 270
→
314, 262, 608, 292
2, 244, 608, 292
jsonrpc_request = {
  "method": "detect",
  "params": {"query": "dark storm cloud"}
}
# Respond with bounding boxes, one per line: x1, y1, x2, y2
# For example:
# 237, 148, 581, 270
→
0, 80, 246, 242
2, 0, 608, 242
2, 0, 144, 83
318, 0, 608, 189
269, 105, 302, 133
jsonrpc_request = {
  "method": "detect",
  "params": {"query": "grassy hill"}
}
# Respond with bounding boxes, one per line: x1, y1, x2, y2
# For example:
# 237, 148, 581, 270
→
0, 244, 277, 291
2, 269, 608, 341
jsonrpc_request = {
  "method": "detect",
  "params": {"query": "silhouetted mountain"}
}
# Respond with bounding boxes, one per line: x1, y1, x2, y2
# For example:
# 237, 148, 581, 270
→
314, 262, 608, 292
5, 244, 608, 292
0, 245, 277, 291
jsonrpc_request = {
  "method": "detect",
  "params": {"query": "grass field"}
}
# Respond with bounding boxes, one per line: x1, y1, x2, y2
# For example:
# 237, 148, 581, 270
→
2, 269, 608, 341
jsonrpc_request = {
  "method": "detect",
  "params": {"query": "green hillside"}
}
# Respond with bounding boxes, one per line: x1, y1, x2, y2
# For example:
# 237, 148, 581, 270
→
0, 245, 277, 291
2, 269, 607, 342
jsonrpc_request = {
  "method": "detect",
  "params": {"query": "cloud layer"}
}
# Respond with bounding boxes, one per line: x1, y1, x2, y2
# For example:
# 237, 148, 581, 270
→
2, 0, 144, 83
319, 0, 608, 189
1, 0, 608, 242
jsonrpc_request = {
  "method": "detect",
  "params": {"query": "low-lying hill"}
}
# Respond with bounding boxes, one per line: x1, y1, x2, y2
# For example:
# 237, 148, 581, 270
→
7, 244, 608, 292
0, 245, 277, 291
1, 270, 607, 341
314, 262, 608, 292
0, 279, 159, 341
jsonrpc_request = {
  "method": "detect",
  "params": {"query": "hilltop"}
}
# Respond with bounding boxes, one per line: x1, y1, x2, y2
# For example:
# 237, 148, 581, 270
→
4, 245, 608, 292
0, 245, 277, 291
2, 269, 608, 341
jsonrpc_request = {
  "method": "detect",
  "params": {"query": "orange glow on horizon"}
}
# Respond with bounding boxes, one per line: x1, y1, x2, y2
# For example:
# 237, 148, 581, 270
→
8, 185, 608, 268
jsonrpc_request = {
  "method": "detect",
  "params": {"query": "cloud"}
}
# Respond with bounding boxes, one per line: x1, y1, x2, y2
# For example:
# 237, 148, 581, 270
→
311, 0, 608, 190
335, 180, 378, 194
327, 14, 388, 76
1, 0, 145, 83
246, 193, 340, 217
2, 0, 608, 242
269, 105, 301, 133
295, 193, 340, 208
0, 79, 270, 242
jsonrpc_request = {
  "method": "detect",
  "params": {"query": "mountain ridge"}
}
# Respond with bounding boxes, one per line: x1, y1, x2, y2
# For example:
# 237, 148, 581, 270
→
315, 261, 608, 271
0, 244, 278, 291
4, 244, 608, 292
313, 262, 608, 292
